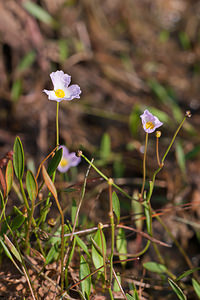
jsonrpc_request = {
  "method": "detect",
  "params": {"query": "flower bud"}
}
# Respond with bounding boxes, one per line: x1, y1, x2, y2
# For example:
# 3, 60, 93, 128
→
156, 131, 161, 138
185, 110, 192, 118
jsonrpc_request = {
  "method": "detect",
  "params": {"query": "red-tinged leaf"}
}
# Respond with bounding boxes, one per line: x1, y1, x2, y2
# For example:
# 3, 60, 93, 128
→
42, 165, 57, 200
0, 168, 6, 198
6, 160, 13, 195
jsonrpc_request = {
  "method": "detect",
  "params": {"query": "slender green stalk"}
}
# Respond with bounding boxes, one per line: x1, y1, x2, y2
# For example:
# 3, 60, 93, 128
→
63, 158, 94, 274
53, 193, 65, 293
56, 102, 60, 147
42, 103, 60, 224
99, 223, 107, 281
140, 132, 148, 198
108, 179, 115, 290
80, 153, 134, 202
1, 196, 37, 299
19, 179, 44, 255
156, 131, 162, 167
145, 115, 189, 280
19, 180, 29, 211
161, 116, 186, 164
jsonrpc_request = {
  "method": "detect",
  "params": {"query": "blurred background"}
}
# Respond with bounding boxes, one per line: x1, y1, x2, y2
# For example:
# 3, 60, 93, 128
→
0, 0, 200, 196
1, 0, 200, 298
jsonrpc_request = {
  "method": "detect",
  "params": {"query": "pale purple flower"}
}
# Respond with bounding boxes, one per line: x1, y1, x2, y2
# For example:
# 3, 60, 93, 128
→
140, 109, 163, 133
43, 70, 81, 102
58, 145, 81, 173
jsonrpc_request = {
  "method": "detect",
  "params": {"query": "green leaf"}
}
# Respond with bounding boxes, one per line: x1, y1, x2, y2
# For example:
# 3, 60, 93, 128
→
143, 201, 151, 234
26, 170, 38, 202
42, 165, 57, 200
126, 294, 137, 300
143, 262, 167, 274
6, 160, 13, 195
13, 136, 24, 180
179, 32, 191, 50
80, 255, 91, 299
71, 198, 78, 227
112, 191, 120, 223
11, 214, 25, 231
100, 133, 111, 160
47, 148, 63, 176
113, 160, 125, 178
192, 278, 200, 298
129, 105, 140, 137
3, 234, 22, 263
176, 267, 200, 281
185, 145, 200, 160
0, 238, 23, 274
45, 244, 59, 264
132, 193, 143, 231
75, 235, 90, 258
168, 278, 187, 300
116, 228, 127, 266
58, 39, 69, 62
175, 140, 186, 175
11, 79, 22, 102
91, 229, 106, 271
113, 273, 121, 292
17, 51, 36, 72
23, 1, 56, 26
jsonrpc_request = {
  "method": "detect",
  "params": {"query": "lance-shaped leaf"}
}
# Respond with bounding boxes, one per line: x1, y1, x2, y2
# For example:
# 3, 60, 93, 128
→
116, 228, 127, 266
13, 137, 24, 180
0, 238, 23, 274
143, 262, 167, 274
91, 229, 106, 271
168, 278, 187, 300
6, 160, 13, 195
80, 255, 91, 299
4, 234, 22, 263
112, 191, 120, 224
42, 165, 57, 200
47, 148, 63, 176
192, 278, 200, 298
26, 170, 38, 202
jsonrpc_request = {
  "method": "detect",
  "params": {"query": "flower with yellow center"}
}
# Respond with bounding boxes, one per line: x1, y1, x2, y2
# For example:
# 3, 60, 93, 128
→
140, 109, 163, 133
58, 145, 81, 173
43, 70, 81, 102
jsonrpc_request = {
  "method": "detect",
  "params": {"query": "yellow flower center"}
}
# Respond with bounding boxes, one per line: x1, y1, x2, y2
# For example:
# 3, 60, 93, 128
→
145, 121, 155, 130
60, 158, 68, 168
55, 89, 65, 98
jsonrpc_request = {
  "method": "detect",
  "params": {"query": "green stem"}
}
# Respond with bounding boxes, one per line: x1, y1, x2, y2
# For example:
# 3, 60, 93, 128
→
81, 153, 134, 201
108, 180, 115, 288
140, 132, 148, 198
56, 102, 60, 147
19, 180, 29, 211
42, 102, 60, 224
53, 194, 65, 293
161, 116, 186, 164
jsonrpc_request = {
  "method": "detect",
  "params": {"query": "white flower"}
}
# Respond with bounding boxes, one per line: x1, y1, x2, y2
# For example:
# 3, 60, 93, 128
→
140, 109, 163, 133
43, 70, 81, 102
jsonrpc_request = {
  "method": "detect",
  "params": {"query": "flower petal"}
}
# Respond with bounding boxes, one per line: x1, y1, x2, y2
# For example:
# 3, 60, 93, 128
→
50, 71, 71, 90
63, 85, 82, 101
59, 145, 69, 158
140, 109, 163, 133
68, 152, 81, 167
43, 89, 63, 102
57, 164, 70, 173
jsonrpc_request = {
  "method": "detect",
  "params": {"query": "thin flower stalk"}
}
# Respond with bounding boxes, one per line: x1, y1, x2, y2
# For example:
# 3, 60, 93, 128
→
108, 179, 115, 290
140, 132, 148, 199
98, 223, 107, 281
156, 131, 162, 167
80, 152, 136, 202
